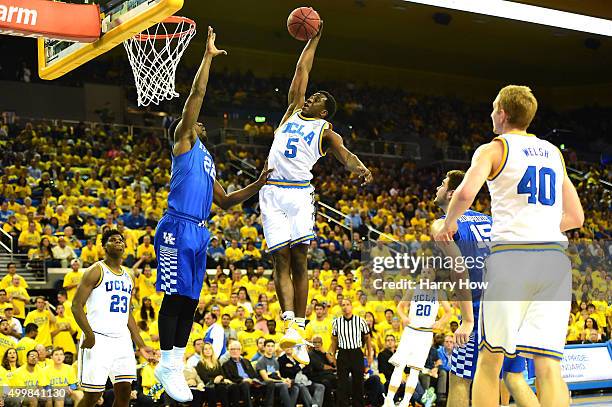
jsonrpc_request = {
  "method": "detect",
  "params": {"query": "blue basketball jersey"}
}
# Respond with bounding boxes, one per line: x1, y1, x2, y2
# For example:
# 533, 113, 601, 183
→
167, 138, 216, 221
441, 209, 492, 307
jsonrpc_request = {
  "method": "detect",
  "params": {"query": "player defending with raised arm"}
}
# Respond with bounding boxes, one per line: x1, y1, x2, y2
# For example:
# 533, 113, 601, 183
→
383, 268, 451, 407
260, 22, 372, 365
153, 27, 273, 402
72, 229, 155, 407
434, 85, 584, 407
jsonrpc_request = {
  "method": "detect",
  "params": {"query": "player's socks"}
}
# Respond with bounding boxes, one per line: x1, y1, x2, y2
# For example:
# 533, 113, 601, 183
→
172, 346, 186, 369
295, 317, 306, 329
159, 349, 173, 368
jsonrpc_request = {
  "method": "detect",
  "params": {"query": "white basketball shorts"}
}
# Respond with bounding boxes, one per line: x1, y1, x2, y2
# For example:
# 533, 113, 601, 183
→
259, 183, 316, 253
388, 326, 433, 370
78, 332, 137, 392
479, 247, 571, 360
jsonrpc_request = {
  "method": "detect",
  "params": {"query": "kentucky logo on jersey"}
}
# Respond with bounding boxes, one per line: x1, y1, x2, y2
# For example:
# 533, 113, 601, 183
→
163, 232, 176, 245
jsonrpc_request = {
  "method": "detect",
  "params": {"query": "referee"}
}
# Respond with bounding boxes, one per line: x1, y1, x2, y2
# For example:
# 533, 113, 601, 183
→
330, 298, 373, 407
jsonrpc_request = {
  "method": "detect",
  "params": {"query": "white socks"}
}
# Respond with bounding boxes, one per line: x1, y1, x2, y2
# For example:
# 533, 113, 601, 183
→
160, 349, 173, 367
282, 311, 295, 321
172, 346, 186, 368
295, 317, 306, 328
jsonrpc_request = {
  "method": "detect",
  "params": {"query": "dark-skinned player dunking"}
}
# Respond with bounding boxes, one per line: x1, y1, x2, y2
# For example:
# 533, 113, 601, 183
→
152, 27, 272, 402
260, 22, 372, 365
72, 229, 156, 407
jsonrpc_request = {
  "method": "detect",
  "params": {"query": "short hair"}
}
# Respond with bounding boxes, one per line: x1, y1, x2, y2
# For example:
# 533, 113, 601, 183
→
264, 339, 275, 347
206, 312, 217, 321
446, 170, 466, 192
193, 338, 204, 346
26, 349, 38, 358
496, 85, 538, 130
314, 303, 324, 309
52, 347, 64, 356
221, 313, 231, 319
102, 229, 123, 246
6, 263, 15, 269
317, 90, 337, 120
385, 334, 396, 341
0, 289, 6, 295
57, 289, 68, 298
450, 321, 459, 326
25, 323, 38, 334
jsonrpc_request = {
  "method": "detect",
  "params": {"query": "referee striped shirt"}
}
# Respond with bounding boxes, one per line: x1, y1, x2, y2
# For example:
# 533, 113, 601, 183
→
332, 314, 370, 349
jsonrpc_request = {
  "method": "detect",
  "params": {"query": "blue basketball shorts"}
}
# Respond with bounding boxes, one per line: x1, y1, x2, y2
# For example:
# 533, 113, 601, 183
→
154, 210, 211, 300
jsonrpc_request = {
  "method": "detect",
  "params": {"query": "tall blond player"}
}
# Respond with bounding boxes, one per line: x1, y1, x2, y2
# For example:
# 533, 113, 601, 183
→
435, 85, 584, 407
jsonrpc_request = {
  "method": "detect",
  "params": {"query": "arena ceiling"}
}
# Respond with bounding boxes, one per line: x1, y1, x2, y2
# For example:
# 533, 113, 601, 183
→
184, 0, 612, 87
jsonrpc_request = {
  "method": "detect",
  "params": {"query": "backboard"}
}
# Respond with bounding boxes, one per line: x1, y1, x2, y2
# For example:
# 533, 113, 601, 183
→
38, 0, 183, 80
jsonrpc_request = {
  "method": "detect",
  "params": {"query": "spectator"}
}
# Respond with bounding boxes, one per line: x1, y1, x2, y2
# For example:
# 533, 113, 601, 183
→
0, 319, 18, 356
123, 206, 146, 229
194, 342, 232, 406
2, 347, 19, 372
0, 263, 28, 291
136, 235, 156, 264
63, 259, 83, 301
0, 201, 14, 223
15, 323, 38, 365
226, 239, 244, 265
187, 338, 204, 368
222, 340, 273, 407
251, 336, 267, 362
279, 346, 325, 407
8, 350, 48, 407
51, 237, 77, 267
50, 304, 77, 355
44, 347, 84, 406
304, 335, 338, 403
237, 318, 263, 360
3, 306, 22, 338
203, 312, 226, 359
6, 276, 30, 321
18, 222, 40, 253
207, 237, 227, 268
377, 334, 397, 384
255, 339, 299, 407
221, 314, 237, 343
436, 334, 454, 404
24, 297, 55, 347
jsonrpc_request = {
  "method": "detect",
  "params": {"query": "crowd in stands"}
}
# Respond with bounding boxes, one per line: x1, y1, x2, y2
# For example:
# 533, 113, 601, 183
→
0, 80, 609, 406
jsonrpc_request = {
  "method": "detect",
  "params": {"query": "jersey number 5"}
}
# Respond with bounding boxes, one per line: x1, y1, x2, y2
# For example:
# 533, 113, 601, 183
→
284, 138, 299, 158
517, 166, 556, 206
110, 295, 128, 313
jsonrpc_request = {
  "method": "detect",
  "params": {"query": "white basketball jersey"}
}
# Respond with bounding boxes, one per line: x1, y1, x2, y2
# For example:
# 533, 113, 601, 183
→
85, 261, 133, 337
408, 289, 439, 329
486, 134, 566, 242
267, 110, 331, 183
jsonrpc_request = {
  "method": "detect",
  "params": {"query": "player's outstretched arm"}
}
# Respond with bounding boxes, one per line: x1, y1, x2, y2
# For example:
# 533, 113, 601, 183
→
213, 162, 273, 210
324, 130, 373, 186
430, 219, 473, 346
71, 264, 101, 349
560, 172, 584, 232
435, 141, 500, 241
174, 26, 226, 154
280, 23, 323, 125
396, 300, 411, 326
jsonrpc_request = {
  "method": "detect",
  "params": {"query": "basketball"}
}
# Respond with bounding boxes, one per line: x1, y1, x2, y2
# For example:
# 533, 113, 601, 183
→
287, 7, 321, 41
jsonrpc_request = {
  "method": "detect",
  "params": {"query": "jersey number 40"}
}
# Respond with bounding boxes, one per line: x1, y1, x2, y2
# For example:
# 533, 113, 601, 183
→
517, 166, 556, 206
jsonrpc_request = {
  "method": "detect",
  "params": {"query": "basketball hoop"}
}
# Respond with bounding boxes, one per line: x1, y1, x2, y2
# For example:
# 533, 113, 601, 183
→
123, 16, 196, 107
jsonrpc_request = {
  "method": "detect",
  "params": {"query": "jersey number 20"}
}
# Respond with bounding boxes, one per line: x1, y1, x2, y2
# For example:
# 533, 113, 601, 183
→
517, 166, 556, 206
110, 295, 128, 313
416, 304, 431, 317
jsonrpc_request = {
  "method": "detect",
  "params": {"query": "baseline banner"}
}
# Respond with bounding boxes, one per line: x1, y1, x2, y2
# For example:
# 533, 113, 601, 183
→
561, 343, 612, 384
0, 0, 100, 41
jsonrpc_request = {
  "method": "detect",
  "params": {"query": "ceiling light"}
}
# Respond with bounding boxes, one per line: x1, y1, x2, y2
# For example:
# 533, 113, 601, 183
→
401, 0, 612, 36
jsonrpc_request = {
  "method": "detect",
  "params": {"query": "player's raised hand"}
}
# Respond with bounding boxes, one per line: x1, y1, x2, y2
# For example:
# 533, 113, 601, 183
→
206, 26, 227, 58
314, 20, 324, 38
433, 219, 457, 241
358, 165, 373, 186
81, 332, 95, 349
255, 160, 274, 187
453, 320, 473, 347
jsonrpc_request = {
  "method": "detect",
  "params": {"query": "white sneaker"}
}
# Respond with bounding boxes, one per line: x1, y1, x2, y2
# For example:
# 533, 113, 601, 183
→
293, 343, 311, 365
154, 364, 193, 402
280, 326, 302, 350
383, 395, 396, 407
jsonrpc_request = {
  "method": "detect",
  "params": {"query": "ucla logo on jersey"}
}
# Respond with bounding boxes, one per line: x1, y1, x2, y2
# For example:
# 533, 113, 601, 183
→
105, 279, 133, 294
282, 121, 317, 146
163, 232, 176, 245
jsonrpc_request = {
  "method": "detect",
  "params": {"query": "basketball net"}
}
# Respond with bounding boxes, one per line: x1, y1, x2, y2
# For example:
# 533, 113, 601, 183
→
123, 16, 196, 107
